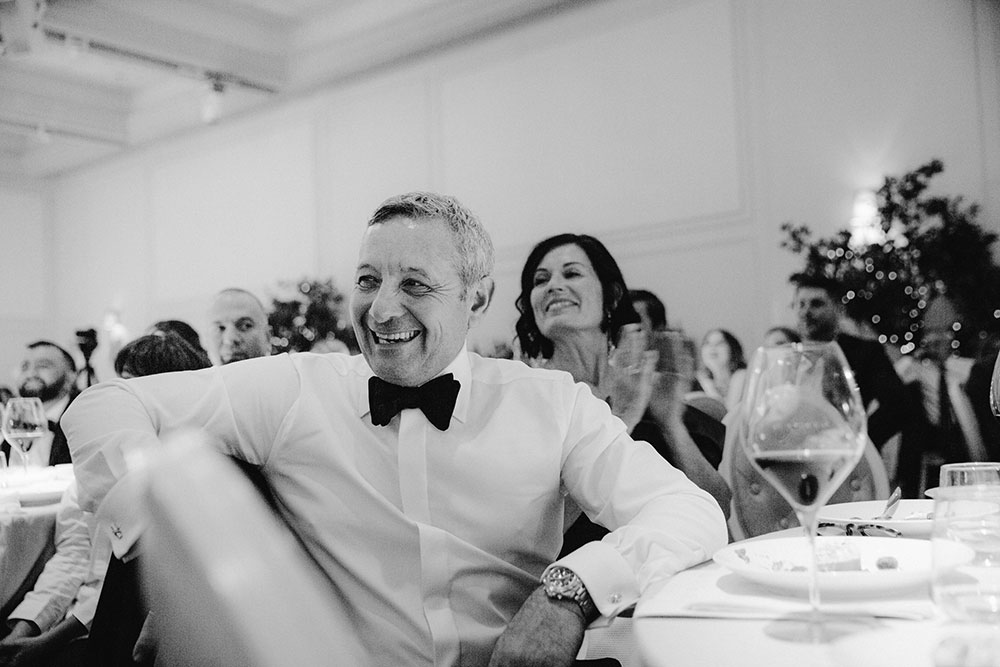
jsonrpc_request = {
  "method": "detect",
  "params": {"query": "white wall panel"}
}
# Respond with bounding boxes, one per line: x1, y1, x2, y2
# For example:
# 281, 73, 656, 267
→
0, 187, 47, 318
437, 0, 742, 252
315, 77, 435, 292
149, 122, 317, 303
0, 185, 49, 383
50, 160, 149, 380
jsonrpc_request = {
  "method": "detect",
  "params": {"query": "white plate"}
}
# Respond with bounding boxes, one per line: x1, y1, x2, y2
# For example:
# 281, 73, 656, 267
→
924, 487, 940, 498
713, 536, 934, 595
817, 499, 934, 538
17, 480, 69, 506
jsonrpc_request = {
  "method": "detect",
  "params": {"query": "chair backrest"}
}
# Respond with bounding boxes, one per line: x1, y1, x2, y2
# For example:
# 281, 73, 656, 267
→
721, 407, 891, 541
140, 432, 368, 666
683, 391, 728, 422
950, 379, 988, 461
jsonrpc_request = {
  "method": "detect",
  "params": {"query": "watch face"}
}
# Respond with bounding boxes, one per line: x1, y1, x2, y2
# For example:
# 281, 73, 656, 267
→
543, 567, 597, 620
544, 567, 583, 599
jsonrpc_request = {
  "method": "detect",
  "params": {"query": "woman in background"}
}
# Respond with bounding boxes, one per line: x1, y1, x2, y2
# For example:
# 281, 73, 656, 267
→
696, 328, 747, 413
116, 330, 212, 378
146, 320, 212, 368
514, 233, 730, 554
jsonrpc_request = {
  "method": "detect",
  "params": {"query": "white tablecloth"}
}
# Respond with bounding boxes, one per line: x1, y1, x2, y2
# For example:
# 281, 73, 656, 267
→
0, 465, 74, 615
632, 535, 1000, 667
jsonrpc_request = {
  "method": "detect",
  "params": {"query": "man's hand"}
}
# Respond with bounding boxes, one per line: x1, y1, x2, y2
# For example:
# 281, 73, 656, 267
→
0, 617, 86, 667
0, 635, 48, 667
488, 586, 588, 667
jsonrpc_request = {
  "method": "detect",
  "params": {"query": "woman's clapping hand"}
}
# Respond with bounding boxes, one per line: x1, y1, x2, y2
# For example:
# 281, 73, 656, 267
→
606, 324, 659, 431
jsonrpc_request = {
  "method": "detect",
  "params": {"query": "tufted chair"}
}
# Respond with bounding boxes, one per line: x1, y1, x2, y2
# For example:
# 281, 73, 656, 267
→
721, 407, 891, 541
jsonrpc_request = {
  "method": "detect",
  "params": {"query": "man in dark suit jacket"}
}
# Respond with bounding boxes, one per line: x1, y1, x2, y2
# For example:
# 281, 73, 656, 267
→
2, 341, 79, 466
791, 274, 906, 451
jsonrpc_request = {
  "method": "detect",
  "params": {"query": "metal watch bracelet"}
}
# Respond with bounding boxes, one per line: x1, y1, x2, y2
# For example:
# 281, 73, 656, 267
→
541, 566, 598, 622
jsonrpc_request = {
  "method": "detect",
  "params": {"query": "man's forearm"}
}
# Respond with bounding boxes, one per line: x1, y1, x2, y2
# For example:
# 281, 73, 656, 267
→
3, 620, 39, 641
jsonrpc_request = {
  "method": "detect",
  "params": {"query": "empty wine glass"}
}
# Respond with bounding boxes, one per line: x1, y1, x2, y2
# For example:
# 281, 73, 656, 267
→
739, 341, 868, 639
1, 398, 48, 476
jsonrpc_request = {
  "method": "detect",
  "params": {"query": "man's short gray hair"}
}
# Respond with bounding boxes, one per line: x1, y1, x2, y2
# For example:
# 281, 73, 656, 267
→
367, 192, 495, 294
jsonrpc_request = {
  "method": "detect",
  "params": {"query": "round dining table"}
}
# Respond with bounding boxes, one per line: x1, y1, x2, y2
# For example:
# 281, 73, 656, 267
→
0, 464, 76, 616
631, 528, 1000, 667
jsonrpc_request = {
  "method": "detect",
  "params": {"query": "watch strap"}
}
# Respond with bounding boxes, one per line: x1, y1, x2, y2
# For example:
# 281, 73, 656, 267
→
541, 566, 598, 622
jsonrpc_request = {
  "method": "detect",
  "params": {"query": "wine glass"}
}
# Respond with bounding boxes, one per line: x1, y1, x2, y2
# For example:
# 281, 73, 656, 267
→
739, 341, 868, 638
1, 398, 48, 476
990, 347, 1000, 418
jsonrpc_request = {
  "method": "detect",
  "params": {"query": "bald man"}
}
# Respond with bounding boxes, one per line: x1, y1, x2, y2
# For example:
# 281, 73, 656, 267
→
207, 288, 272, 364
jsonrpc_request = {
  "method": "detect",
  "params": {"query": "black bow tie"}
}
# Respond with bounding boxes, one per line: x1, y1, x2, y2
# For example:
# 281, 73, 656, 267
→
368, 374, 460, 431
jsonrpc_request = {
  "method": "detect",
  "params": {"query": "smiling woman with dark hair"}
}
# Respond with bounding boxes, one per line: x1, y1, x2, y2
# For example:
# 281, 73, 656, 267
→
514, 233, 731, 552
515, 233, 639, 361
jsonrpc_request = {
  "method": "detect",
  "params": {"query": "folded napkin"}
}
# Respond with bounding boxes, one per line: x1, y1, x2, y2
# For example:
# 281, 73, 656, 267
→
634, 560, 939, 621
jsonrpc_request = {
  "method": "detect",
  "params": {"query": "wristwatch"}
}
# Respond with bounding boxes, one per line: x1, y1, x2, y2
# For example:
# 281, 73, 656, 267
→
541, 566, 598, 622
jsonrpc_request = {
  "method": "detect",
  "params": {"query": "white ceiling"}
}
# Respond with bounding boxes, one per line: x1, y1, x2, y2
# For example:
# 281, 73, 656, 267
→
0, 0, 582, 179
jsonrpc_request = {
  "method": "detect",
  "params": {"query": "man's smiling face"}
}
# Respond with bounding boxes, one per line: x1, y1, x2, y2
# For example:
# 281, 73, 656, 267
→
350, 216, 476, 387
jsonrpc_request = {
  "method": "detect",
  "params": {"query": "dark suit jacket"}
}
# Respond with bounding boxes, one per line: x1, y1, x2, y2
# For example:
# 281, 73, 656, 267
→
836, 332, 906, 450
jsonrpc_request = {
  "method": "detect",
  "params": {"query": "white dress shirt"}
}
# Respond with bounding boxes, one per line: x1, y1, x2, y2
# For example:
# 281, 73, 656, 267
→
6, 482, 95, 632
64, 346, 726, 666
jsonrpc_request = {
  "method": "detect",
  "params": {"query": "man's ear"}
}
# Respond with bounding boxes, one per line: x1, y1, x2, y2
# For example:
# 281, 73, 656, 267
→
468, 277, 495, 327
66, 369, 80, 394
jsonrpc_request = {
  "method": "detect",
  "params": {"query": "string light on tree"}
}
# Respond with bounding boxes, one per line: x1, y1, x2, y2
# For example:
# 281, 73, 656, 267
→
781, 160, 1000, 356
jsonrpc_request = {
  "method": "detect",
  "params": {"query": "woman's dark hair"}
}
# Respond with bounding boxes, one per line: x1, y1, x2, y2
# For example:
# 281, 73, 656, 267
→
149, 320, 207, 356
515, 233, 639, 359
115, 331, 212, 378
702, 328, 747, 374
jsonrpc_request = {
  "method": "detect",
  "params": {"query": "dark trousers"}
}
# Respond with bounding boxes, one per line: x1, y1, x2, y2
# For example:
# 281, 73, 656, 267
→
85, 555, 150, 667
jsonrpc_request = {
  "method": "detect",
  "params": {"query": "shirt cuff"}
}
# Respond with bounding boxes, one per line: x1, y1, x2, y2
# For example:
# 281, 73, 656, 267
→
547, 540, 640, 618
6, 599, 61, 634
96, 470, 148, 561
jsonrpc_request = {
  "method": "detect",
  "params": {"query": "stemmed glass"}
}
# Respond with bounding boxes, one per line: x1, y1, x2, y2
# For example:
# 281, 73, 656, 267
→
739, 341, 868, 638
990, 346, 1000, 418
1, 398, 48, 476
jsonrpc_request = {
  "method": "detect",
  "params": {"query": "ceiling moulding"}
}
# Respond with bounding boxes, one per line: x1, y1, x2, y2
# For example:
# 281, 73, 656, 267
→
0, 70, 130, 145
286, 0, 592, 91
42, 0, 290, 92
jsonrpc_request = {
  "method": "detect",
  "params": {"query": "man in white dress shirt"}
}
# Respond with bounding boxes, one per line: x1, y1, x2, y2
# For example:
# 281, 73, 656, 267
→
64, 192, 726, 666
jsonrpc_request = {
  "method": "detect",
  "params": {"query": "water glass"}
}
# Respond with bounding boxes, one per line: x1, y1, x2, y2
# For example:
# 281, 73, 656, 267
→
940, 463, 1000, 489
931, 484, 1000, 623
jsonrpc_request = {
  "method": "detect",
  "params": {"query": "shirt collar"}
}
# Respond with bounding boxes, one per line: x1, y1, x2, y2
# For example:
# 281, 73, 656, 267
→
45, 394, 71, 422
356, 345, 472, 426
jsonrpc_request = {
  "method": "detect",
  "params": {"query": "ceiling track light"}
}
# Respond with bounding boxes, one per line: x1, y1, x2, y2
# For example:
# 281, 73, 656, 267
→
0, 117, 127, 146
39, 27, 278, 95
